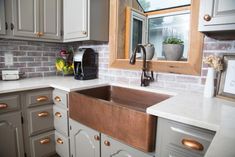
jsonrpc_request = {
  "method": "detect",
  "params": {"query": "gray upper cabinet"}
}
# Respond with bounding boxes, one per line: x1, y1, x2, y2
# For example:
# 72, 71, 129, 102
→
199, 0, 235, 31
63, 0, 109, 42
12, 0, 61, 40
70, 119, 100, 157
12, 0, 39, 38
40, 0, 61, 40
0, 0, 6, 35
0, 112, 25, 157
101, 134, 154, 157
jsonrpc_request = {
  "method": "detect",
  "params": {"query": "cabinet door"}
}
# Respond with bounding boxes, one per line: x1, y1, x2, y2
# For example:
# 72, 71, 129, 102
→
12, 0, 39, 37
0, 0, 6, 35
101, 134, 154, 157
70, 119, 100, 157
0, 112, 24, 157
40, 0, 61, 40
63, 0, 88, 40
199, 0, 235, 31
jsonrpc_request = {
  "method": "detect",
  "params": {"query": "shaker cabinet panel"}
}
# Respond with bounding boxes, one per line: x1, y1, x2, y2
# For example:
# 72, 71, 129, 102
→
0, 0, 6, 35
199, 0, 235, 31
70, 119, 100, 157
40, 0, 61, 40
0, 112, 24, 157
63, 0, 88, 40
12, 0, 40, 37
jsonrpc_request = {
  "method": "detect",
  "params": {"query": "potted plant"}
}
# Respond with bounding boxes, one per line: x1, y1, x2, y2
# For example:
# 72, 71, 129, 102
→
162, 37, 184, 61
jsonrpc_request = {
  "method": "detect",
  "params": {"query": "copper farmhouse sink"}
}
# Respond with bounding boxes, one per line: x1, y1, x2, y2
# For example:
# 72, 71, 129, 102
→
69, 85, 171, 152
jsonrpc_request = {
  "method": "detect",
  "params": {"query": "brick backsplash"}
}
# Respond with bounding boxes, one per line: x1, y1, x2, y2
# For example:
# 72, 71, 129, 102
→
0, 39, 67, 78
0, 36, 235, 93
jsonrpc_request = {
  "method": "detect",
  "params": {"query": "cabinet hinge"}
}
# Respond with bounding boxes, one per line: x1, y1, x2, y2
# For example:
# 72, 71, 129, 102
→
5, 22, 8, 30
60, 30, 64, 36
70, 125, 72, 130
21, 116, 24, 124
11, 23, 14, 30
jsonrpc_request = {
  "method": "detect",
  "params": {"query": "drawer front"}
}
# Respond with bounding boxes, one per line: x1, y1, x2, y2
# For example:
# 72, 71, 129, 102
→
161, 145, 201, 157
156, 118, 215, 156
28, 105, 54, 135
0, 93, 20, 113
53, 105, 68, 136
30, 131, 56, 157
26, 89, 53, 107
55, 131, 70, 157
53, 89, 67, 108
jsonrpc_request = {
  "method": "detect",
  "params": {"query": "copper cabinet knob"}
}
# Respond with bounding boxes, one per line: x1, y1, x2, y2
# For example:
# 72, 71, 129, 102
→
82, 31, 87, 35
54, 96, 61, 102
0, 103, 8, 109
56, 138, 63, 144
203, 14, 211, 21
182, 139, 204, 151
38, 111, 49, 117
94, 135, 100, 141
104, 140, 110, 146
35, 32, 40, 37
36, 96, 49, 102
38, 32, 44, 36
39, 138, 50, 144
55, 112, 62, 118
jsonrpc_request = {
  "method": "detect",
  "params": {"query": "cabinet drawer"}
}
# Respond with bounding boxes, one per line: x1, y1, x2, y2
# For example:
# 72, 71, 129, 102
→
53, 89, 67, 108
53, 105, 68, 136
156, 118, 215, 156
55, 131, 70, 157
30, 131, 56, 157
0, 93, 20, 113
28, 105, 54, 135
26, 89, 53, 107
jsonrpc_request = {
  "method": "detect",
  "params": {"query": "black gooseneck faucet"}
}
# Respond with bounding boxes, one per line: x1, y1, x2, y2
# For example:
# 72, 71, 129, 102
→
130, 44, 154, 87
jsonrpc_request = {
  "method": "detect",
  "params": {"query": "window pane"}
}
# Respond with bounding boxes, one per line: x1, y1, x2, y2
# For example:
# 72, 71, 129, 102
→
132, 19, 143, 52
148, 12, 190, 60
138, 0, 191, 12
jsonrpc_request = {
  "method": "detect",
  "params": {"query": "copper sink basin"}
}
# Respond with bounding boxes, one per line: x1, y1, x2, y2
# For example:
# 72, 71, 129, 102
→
69, 85, 171, 152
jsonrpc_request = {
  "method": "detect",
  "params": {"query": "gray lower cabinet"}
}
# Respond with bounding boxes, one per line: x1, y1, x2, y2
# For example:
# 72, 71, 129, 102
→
0, 0, 6, 35
69, 119, 154, 157
156, 118, 215, 157
101, 134, 154, 157
70, 119, 100, 157
0, 112, 24, 157
199, 0, 235, 31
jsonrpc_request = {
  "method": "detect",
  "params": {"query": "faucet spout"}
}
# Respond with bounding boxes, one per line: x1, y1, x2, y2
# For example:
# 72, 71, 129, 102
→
129, 44, 154, 87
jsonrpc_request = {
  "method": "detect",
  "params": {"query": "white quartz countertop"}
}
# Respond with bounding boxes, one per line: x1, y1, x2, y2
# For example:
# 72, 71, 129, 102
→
0, 76, 235, 157
147, 92, 235, 157
0, 76, 108, 94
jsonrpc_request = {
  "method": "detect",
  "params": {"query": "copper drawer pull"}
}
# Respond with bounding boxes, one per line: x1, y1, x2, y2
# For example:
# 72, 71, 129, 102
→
203, 14, 211, 21
36, 96, 49, 102
39, 138, 50, 144
94, 135, 100, 141
56, 138, 63, 144
55, 112, 62, 118
0, 103, 8, 109
38, 111, 49, 117
54, 96, 61, 102
104, 140, 110, 146
182, 139, 204, 151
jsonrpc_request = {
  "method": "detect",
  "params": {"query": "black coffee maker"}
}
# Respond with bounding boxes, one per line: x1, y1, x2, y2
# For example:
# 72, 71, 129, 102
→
73, 48, 98, 80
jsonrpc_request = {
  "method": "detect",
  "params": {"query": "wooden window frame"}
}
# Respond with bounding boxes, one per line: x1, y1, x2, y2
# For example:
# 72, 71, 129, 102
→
109, 0, 204, 75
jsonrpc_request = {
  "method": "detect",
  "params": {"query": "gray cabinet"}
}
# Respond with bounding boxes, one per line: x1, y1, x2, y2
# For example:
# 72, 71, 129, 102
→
63, 0, 109, 42
199, 0, 235, 31
156, 118, 215, 157
0, 0, 6, 35
0, 112, 24, 157
70, 119, 100, 157
12, 0, 61, 40
12, 0, 39, 37
101, 134, 154, 157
